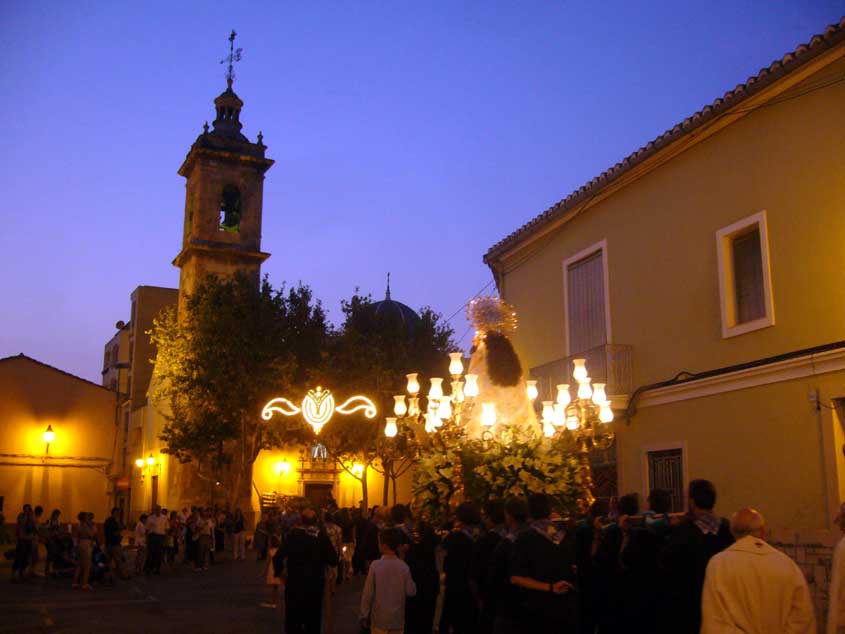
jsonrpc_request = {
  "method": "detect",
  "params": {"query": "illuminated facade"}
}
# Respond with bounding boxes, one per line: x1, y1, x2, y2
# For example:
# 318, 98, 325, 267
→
0, 354, 116, 521
484, 20, 845, 620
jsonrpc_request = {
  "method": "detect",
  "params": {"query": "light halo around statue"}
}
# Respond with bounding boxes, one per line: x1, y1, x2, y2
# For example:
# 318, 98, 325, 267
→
261, 386, 377, 435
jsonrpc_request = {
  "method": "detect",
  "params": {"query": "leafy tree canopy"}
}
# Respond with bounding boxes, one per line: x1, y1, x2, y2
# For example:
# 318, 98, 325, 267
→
316, 292, 456, 506
150, 273, 327, 474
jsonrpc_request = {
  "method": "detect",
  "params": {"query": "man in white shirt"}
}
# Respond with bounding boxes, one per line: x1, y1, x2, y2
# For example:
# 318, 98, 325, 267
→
144, 505, 168, 575
701, 507, 815, 634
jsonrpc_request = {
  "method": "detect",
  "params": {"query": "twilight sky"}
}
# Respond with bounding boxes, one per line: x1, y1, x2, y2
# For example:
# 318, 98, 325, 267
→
1, 1, 841, 383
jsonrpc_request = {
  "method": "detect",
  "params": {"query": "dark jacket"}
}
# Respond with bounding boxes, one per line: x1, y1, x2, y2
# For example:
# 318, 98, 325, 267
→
273, 527, 338, 595
658, 515, 734, 634
510, 527, 578, 629
103, 516, 122, 548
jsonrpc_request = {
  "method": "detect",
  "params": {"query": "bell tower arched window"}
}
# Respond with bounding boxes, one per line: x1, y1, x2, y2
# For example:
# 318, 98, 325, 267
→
219, 185, 241, 232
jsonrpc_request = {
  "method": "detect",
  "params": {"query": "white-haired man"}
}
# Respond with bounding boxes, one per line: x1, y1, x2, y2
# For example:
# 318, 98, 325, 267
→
701, 507, 815, 634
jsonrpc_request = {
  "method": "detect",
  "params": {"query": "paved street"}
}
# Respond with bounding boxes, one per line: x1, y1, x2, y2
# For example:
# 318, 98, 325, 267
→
0, 559, 364, 634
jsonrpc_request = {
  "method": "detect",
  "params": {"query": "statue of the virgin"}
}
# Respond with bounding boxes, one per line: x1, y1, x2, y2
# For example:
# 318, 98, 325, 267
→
462, 296, 539, 440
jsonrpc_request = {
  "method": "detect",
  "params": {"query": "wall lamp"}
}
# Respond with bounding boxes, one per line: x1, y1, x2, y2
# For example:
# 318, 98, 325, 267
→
43, 425, 55, 454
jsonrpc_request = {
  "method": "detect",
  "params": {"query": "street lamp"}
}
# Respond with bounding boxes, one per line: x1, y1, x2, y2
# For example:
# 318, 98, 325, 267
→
388, 351, 479, 437
134, 454, 160, 482
540, 357, 616, 508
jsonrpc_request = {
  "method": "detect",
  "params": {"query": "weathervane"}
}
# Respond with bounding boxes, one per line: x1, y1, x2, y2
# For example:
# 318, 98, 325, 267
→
220, 29, 243, 88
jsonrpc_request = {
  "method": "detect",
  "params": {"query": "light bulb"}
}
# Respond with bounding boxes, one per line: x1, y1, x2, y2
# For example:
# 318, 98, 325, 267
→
428, 378, 444, 399
464, 374, 479, 398
577, 378, 593, 400
526, 380, 539, 401
135, 458, 144, 468
393, 395, 407, 416
448, 352, 464, 377
146, 455, 155, 466
592, 383, 607, 405
384, 417, 398, 438
406, 373, 420, 395
541, 401, 554, 424
437, 396, 452, 420
451, 380, 465, 403
599, 401, 614, 423
572, 358, 588, 383
543, 422, 556, 438
566, 414, 580, 430
553, 403, 566, 427
481, 402, 497, 427
556, 384, 571, 406
43, 425, 55, 444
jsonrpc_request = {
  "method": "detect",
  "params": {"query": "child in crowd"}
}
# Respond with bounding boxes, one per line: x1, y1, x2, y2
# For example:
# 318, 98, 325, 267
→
263, 535, 283, 617
360, 528, 416, 634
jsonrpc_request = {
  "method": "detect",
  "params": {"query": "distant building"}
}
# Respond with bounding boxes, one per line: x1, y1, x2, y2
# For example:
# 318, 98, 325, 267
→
101, 285, 177, 517
0, 354, 116, 521
483, 18, 845, 620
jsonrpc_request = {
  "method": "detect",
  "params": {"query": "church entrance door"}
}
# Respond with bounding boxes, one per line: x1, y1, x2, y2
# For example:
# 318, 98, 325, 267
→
304, 483, 334, 509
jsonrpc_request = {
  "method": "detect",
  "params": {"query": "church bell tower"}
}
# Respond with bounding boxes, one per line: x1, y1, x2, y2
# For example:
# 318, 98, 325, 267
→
173, 31, 274, 314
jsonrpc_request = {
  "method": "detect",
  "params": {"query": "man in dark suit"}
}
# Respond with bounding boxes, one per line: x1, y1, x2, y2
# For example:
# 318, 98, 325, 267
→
273, 508, 339, 634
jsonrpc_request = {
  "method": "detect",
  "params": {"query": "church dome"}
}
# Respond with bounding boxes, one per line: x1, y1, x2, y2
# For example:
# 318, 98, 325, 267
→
370, 276, 421, 337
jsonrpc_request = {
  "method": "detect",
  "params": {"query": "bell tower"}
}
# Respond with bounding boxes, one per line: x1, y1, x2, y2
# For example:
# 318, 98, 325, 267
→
173, 31, 274, 314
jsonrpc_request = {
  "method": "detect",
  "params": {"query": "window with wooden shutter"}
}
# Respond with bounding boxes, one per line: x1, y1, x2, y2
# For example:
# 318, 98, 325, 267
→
716, 211, 774, 338
566, 249, 607, 354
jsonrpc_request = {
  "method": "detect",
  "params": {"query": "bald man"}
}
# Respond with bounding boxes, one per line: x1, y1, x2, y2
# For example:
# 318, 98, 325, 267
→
700, 508, 815, 634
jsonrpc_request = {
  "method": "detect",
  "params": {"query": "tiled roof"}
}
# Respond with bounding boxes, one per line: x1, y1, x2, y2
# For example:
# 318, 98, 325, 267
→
484, 17, 845, 264
0, 353, 112, 392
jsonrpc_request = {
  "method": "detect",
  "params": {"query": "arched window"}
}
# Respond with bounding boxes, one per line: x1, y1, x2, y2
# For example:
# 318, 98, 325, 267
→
219, 185, 241, 232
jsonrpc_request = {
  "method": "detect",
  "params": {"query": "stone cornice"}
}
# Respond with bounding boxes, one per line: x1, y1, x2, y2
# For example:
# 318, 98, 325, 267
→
637, 346, 845, 408
172, 241, 270, 268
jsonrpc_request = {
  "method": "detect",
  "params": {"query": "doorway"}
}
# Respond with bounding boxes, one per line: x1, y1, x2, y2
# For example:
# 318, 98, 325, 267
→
151, 475, 159, 509
304, 483, 334, 508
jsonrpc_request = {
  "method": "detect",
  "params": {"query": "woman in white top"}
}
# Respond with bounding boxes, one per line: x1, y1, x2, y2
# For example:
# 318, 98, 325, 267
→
134, 514, 147, 575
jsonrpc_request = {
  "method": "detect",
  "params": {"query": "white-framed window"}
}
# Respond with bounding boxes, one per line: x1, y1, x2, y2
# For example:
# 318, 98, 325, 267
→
716, 210, 775, 338
641, 442, 687, 513
563, 239, 611, 355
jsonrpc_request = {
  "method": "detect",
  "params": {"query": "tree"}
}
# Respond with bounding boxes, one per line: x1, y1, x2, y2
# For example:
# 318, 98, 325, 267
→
318, 292, 455, 507
149, 273, 327, 508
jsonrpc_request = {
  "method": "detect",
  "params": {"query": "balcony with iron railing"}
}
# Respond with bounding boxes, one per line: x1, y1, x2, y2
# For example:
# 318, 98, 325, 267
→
528, 344, 633, 402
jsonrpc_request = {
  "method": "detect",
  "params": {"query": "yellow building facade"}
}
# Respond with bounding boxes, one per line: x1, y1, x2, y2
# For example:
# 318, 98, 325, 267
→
0, 355, 117, 522
484, 19, 845, 612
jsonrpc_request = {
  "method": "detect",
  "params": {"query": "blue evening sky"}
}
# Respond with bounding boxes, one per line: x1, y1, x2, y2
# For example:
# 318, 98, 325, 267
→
1, 1, 841, 382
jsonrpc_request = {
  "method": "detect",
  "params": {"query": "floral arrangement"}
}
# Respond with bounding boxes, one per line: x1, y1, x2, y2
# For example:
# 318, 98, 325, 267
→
411, 421, 589, 521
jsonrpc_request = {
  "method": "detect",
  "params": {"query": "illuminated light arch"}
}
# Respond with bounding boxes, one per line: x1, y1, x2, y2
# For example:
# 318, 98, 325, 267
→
336, 396, 377, 419
261, 386, 377, 435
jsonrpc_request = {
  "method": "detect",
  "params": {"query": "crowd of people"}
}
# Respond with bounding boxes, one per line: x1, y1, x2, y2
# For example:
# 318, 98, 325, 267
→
5, 479, 842, 633
5, 502, 250, 589
266, 478, 822, 633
